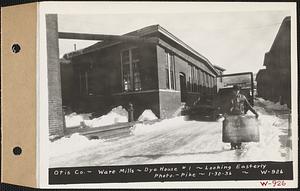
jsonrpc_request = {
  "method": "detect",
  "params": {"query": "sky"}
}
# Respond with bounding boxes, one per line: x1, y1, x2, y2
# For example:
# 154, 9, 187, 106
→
57, 10, 290, 74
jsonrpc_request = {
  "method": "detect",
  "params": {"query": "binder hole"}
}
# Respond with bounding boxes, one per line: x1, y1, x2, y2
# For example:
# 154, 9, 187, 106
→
12, 44, 21, 53
13, 146, 22, 155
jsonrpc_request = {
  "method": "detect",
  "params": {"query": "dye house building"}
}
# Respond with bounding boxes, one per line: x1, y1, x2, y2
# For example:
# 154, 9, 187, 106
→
61, 25, 219, 119
256, 16, 291, 108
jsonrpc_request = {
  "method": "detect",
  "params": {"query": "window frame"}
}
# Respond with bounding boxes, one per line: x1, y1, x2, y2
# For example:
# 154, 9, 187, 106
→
120, 47, 142, 92
165, 51, 176, 90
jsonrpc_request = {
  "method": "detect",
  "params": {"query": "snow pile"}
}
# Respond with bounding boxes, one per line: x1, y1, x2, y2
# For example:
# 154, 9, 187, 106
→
84, 106, 128, 128
257, 97, 290, 111
50, 98, 293, 167
65, 113, 92, 128
241, 106, 292, 161
49, 133, 103, 158
132, 116, 189, 136
138, 110, 158, 121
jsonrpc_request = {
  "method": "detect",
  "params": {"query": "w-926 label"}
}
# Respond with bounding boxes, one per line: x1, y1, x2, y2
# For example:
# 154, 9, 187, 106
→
260, 180, 287, 187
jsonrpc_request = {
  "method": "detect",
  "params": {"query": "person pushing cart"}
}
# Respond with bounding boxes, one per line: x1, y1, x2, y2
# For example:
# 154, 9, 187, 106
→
221, 85, 259, 150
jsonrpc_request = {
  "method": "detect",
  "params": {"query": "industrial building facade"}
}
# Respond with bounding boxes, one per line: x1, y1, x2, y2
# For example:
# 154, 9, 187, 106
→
256, 16, 291, 108
61, 25, 219, 119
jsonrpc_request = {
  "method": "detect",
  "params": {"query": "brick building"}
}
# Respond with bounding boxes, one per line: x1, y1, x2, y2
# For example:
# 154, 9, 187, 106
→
61, 25, 219, 119
256, 16, 291, 107
213, 65, 226, 92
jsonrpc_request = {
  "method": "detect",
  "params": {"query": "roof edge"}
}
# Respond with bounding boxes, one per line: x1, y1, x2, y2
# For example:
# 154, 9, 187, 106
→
157, 25, 218, 74
62, 24, 219, 75
213, 65, 226, 71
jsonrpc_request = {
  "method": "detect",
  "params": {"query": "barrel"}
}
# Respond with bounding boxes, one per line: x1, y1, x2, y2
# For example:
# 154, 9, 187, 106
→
222, 115, 260, 143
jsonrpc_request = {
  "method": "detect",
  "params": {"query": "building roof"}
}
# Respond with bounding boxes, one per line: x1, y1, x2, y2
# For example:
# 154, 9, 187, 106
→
59, 58, 71, 64
213, 65, 226, 71
263, 16, 290, 68
269, 16, 291, 52
64, 24, 218, 74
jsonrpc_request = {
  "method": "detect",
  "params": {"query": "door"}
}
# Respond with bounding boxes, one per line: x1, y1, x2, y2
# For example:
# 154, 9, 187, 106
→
180, 73, 187, 102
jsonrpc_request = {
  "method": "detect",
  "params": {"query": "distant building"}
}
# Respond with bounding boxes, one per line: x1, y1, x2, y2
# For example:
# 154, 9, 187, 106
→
256, 16, 291, 107
61, 25, 219, 119
213, 65, 226, 92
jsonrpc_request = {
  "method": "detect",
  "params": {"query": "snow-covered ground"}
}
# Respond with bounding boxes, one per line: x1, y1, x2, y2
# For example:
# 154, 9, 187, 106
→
84, 106, 128, 127
138, 109, 158, 121
65, 113, 92, 128
50, 98, 292, 167
64, 107, 158, 128
64, 106, 128, 128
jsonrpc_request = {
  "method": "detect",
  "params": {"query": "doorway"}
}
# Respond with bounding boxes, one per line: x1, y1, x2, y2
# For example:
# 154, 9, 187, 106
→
179, 73, 187, 102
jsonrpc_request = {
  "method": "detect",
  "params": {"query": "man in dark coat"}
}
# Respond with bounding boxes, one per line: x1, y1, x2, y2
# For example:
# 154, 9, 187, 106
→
225, 85, 259, 149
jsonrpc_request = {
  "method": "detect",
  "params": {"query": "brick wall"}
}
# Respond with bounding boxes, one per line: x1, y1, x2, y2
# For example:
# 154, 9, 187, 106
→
159, 91, 181, 118
46, 15, 65, 136
64, 42, 160, 117
112, 91, 160, 120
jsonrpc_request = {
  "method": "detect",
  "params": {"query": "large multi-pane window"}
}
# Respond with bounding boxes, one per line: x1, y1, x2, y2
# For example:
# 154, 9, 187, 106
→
188, 64, 192, 91
188, 65, 208, 93
166, 51, 175, 90
213, 77, 217, 92
121, 48, 141, 91
203, 72, 207, 92
197, 69, 201, 92
206, 73, 209, 89
121, 50, 131, 91
196, 68, 199, 92
132, 48, 141, 91
199, 69, 203, 92
209, 74, 213, 94
191, 66, 195, 92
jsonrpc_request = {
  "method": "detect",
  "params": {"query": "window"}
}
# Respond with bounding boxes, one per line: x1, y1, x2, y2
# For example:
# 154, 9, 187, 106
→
199, 69, 203, 92
214, 77, 217, 92
203, 72, 207, 90
166, 51, 175, 90
195, 68, 198, 92
210, 75, 213, 94
121, 48, 141, 91
194, 66, 197, 92
197, 69, 201, 92
193, 66, 197, 92
206, 73, 209, 89
188, 64, 192, 91
191, 66, 194, 92
209, 75, 212, 94
121, 50, 131, 91
209, 75, 214, 94
187, 65, 205, 92
132, 48, 141, 91
79, 70, 89, 95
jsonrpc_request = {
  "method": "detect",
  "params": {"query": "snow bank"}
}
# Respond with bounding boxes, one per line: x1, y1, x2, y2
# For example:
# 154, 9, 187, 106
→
64, 106, 128, 128
65, 113, 92, 128
257, 97, 290, 111
138, 110, 158, 121
49, 133, 103, 157
50, 98, 292, 167
241, 104, 292, 161
132, 116, 189, 136
84, 106, 128, 128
